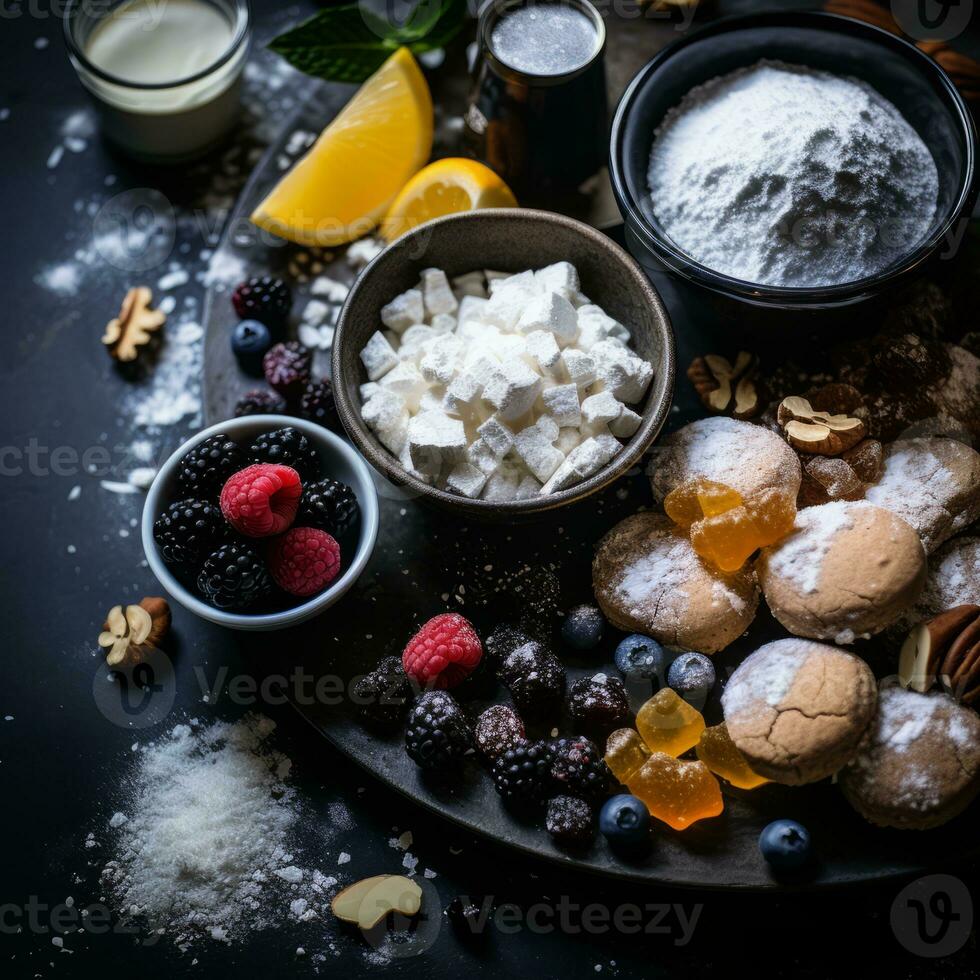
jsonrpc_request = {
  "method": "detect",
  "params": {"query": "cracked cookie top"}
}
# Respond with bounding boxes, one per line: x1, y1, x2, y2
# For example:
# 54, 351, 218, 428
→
593, 512, 759, 654
839, 685, 980, 830
722, 638, 877, 785
757, 501, 926, 644
865, 437, 980, 554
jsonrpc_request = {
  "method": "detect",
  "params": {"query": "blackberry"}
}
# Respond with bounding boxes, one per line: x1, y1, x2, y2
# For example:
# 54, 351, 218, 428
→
491, 740, 555, 807
567, 673, 630, 730
232, 275, 292, 326
197, 542, 274, 610
263, 341, 312, 402
353, 656, 413, 726
474, 705, 526, 762
549, 736, 610, 803
176, 433, 248, 499
153, 498, 229, 566
405, 691, 471, 772
545, 796, 595, 846
300, 379, 340, 432
296, 478, 359, 537
249, 426, 319, 480
234, 388, 288, 418
484, 624, 532, 669
498, 641, 565, 717
561, 604, 605, 651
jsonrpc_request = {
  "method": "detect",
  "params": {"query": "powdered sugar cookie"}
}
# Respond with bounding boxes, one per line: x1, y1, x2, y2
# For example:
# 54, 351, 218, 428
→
649, 416, 801, 510
839, 685, 980, 829
865, 437, 980, 553
722, 638, 877, 785
899, 535, 980, 630
593, 513, 758, 654
757, 501, 926, 643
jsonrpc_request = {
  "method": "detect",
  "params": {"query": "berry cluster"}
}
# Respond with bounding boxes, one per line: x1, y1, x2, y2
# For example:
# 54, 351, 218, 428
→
228, 277, 340, 433
153, 426, 360, 612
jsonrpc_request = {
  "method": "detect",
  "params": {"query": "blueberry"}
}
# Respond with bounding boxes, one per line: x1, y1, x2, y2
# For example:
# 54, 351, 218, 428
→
561, 604, 605, 651
614, 634, 665, 682
231, 320, 273, 375
599, 794, 651, 850
666, 651, 715, 704
759, 819, 811, 872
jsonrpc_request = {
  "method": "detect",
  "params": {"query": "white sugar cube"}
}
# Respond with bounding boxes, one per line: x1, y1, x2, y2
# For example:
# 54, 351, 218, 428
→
524, 330, 561, 372
534, 261, 579, 299
515, 474, 543, 500
541, 383, 581, 428
360, 382, 381, 402
477, 415, 514, 457
362, 389, 408, 455
421, 268, 458, 317
457, 295, 489, 328
483, 359, 542, 421
539, 459, 579, 495
516, 291, 577, 346
399, 442, 430, 482
445, 461, 487, 498
310, 276, 349, 303
540, 434, 621, 494
302, 298, 330, 325
420, 334, 463, 386
514, 417, 565, 482
380, 361, 428, 412
398, 324, 437, 361
360, 330, 398, 380
561, 348, 597, 388
430, 312, 457, 333
576, 305, 630, 349
443, 371, 483, 416
582, 390, 624, 426
556, 427, 582, 454
381, 288, 424, 332
407, 410, 467, 476
484, 271, 537, 329
467, 438, 503, 476
591, 340, 653, 403
609, 407, 642, 438
481, 467, 521, 502
452, 270, 487, 299
419, 390, 445, 414
487, 332, 527, 362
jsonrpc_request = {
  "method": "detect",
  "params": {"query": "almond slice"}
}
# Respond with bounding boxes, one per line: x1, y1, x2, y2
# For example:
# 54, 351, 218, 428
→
356, 876, 422, 930
331, 875, 392, 923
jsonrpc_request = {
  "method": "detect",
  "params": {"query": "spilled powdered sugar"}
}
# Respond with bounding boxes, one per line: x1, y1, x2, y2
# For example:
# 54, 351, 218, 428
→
721, 639, 809, 719
902, 535, 980, 628
766, 500, 859, 595
616, 534, 690, 624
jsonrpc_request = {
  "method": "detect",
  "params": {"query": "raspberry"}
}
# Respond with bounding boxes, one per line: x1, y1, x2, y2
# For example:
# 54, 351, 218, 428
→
153, 498, 229, 566
234, 388, 288, 418
491, 740, 555, 807
296, 478, 359, 537
220, 463, 302, 537
300, 379, 340, 431
352, 656, 413, 726
474, 705, 526, 762
405, 691, 472, 772
197, 542, 274, 610
402, 613, 483, 690
545, 796, 595, 846
567, 673, 630, 730
263, 341, 312, 401
249, 426, 319, 480
176, 433, 248, 499
268, 526, 341, 597
498, 641, 565, 717
549, 736, 610, 803
232, 275, 292, 326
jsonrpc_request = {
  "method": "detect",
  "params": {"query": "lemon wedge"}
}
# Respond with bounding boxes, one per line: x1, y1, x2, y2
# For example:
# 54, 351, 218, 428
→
251, 48, 433, 247
380, 158, 518, 241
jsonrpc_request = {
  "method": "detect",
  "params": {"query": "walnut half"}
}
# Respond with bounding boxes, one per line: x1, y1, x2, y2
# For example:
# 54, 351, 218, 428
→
687, 351, 762, 419
777, 395, 866, 455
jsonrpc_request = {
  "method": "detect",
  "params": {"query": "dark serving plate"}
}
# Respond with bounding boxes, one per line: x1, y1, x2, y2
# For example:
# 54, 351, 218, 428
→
199, 70, 980, 890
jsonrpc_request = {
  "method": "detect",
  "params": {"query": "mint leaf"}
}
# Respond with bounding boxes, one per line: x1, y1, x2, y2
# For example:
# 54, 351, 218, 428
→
269, 0, 468, 83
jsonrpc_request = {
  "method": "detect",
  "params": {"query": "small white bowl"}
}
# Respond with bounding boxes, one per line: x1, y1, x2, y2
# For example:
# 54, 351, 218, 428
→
141, 415, 380, 631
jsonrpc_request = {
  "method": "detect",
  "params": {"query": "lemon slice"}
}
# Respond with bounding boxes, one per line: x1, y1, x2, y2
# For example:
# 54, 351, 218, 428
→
380, 158, 518, 241
251, 48, 433, 247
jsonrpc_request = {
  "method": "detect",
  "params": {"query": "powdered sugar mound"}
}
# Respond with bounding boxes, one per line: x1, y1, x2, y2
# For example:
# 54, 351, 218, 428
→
99, 715, 334, 947
648, 60, 939, 287
766, 500, 860, 595
722, 638, 810, 719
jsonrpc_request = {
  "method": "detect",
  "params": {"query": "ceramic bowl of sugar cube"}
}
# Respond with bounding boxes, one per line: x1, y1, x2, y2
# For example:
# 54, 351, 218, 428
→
332, 208, 675, 519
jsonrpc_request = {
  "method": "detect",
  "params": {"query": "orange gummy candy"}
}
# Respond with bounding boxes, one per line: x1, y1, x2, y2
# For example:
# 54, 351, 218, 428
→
626, 753, 723, 831
695, 723, 769, 790
664, 478, 796, 572
604, 728, 651, 784
635, 688, 705, 757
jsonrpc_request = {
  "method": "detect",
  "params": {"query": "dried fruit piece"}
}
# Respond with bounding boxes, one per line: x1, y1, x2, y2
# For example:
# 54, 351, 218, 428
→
98, 597, 170, 666
604, 728, 650, 784
777, 396, 866, 455
635, 688, 705, 758
626, 753, 723, 831
102, 286, 165, 362
696, 723, 769, 790
686, 351, 763, 419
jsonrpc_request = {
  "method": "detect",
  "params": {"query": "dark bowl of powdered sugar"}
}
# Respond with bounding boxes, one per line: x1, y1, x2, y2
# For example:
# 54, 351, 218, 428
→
610, 11, 977, 320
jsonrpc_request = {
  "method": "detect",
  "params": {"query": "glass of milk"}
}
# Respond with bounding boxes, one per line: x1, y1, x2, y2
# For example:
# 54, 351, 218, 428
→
64, 0, 251, 162
465, 0, 607, 198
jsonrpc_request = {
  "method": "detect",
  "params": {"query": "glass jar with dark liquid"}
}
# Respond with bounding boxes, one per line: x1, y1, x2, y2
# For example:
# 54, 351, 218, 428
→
466, 0, 608, 201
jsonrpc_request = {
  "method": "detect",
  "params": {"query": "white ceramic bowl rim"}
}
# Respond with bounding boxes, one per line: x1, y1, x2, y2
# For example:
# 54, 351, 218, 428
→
141, 415, 380, 629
